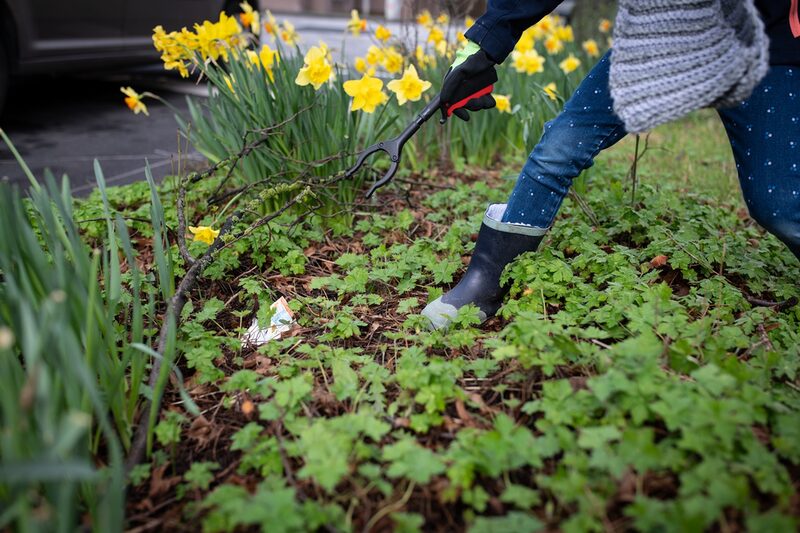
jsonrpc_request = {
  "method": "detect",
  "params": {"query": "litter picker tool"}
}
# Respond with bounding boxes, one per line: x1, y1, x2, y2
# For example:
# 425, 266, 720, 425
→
343, 69, 497, 197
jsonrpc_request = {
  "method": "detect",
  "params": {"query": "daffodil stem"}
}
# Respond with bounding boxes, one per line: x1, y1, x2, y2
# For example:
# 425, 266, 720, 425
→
176, 176, 196, 266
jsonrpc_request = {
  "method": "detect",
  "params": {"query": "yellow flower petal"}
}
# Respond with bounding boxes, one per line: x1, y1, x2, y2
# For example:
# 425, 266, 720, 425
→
543, 82, 558, 101
559, 54, 581, 74
375, 24, 391, 42
386, 64, 431, 105
188, 225, 220, 245
343, 74, 387, 113
582, 39, 600, 58
494, 94, 511, 113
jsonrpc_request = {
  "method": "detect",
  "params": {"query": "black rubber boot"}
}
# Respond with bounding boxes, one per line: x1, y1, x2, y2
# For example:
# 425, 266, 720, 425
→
422, 204, 546, 330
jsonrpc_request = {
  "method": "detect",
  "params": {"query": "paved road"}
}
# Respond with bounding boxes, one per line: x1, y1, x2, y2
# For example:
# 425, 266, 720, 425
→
0, 13, 465, 196
0, 13, 380, 196
0, 68, 207, 196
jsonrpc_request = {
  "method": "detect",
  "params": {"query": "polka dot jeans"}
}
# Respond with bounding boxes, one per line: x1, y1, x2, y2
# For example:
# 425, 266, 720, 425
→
502, 51, 800, 261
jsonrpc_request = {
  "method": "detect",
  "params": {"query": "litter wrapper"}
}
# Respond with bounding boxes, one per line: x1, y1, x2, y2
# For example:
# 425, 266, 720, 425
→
241, 297, 295, 346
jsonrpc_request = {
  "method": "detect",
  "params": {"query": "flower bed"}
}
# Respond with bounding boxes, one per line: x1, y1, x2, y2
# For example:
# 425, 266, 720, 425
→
1, 5, 799, 533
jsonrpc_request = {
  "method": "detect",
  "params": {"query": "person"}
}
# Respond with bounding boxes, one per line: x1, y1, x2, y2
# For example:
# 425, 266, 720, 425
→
422, 0, 800, 330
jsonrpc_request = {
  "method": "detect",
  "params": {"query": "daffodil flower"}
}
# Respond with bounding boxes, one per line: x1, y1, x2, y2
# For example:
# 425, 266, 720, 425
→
347, 9, 367, 36
511, 50, 545, 75
416, 10, 433, 28
120, 87, 149, 116
280, 20, 299, 45
465, 16, 475, 29
193, 12, 243, 62
247, 44, 279, 80
375, 24, 391, 42
599, 18, 612, 33
427, 26, 445, 45
559, 54, 581, 74
544, 35, 563, 55
263, 10, 278, 40
238, 2, 260, 34
343, 74, 388, 113
189, 225, 220, 245
582, 39, 600, 58
415, 45, 436, 69
366, 45, 384, 66
494, 94, 512, 113
354, 56, 368, 73
295, 46, 333, 90
543, 82, 558, 101
387, 64, 432, 105
555, 25, 574, 42
382, 47, 404, 74
436, 13, 449, 25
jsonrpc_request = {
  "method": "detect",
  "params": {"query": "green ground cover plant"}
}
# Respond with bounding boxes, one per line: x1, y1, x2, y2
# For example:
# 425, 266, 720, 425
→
2, 7, 799, 532
4, 108, 798, 531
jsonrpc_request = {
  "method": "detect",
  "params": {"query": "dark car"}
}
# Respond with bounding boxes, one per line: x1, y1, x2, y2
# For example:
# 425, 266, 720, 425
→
0, 0, 236, 112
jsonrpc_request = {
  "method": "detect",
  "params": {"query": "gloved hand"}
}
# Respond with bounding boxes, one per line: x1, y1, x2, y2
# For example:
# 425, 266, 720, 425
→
440, 41, 498, 122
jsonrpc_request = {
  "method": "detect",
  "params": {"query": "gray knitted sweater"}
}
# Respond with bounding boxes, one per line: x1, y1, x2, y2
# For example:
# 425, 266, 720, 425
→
610, 0, 770, 133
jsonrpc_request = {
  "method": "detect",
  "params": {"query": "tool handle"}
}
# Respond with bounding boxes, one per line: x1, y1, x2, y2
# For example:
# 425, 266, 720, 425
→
446, 84, 495, 117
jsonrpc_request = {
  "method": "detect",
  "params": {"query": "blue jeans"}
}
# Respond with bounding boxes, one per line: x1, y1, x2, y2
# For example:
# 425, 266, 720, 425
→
502, 51, 800, 261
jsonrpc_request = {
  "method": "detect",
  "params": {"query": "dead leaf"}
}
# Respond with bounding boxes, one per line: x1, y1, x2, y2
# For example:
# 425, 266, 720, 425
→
454, 398, 476, 427
148, 463, 180, 499
650, 255, 669, 268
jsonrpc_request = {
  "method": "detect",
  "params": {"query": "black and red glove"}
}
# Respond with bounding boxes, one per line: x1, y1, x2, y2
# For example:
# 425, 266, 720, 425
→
439, 41, 498, 122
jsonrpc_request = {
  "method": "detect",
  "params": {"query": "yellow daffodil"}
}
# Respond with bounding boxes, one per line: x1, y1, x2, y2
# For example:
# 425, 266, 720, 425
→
511, 49, 545, 75
263, 10, 278, 39
537, 15, 554, 34
559, 54, 581, 74
152, 26, 192, 77
543, 82, 558, 101
280, 20, 299, 45
494, 94, 511, 113
189, 225, 220, 245
599, 18, 612, 33
435, 40, 449, 57
427, 26, 445, 45
515, 32, 535, 53
465, 16, 475, 29
375, 24, 391, 42
247, 44, 279, 80
415, 45, 436, 69
295, 46, 333, 90
238, 2, 260, 34
317, 40, 333, 62
120, 87, 149, 115
582, 39, 600, 58
366, 45, 384, 65
354, 56, 368, 73
416, 10, 433, 28
555, 25, 574, 42
387, 64, 432, 105
456, 31, 466, 44
382, 47, 404, 74
193, 12, 243, 62
544, 35, 563, 54
343, 73, 387, 113
436, 13, 449, 25
347, 9, 367, 35
223, 74, 235, 93
528, 25, 546, 41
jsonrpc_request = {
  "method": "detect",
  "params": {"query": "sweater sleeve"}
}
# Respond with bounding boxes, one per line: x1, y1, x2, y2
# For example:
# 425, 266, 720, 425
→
464, 0, 565, 63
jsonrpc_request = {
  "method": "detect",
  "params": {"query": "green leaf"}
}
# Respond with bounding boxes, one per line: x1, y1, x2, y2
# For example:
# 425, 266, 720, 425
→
383, 438, 446, 484
469, 512, 544, 533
